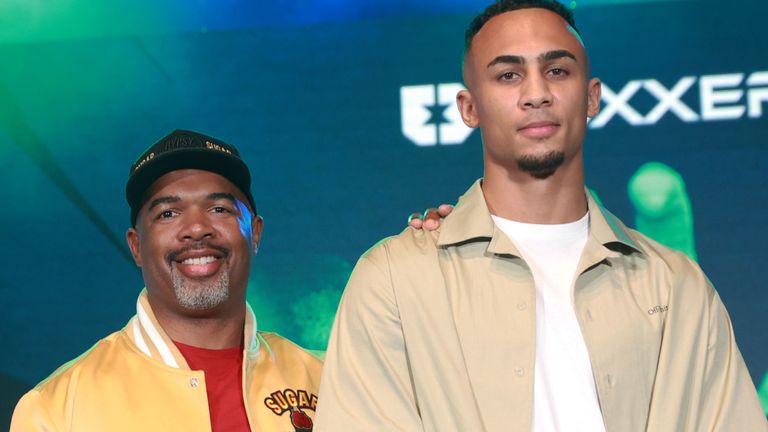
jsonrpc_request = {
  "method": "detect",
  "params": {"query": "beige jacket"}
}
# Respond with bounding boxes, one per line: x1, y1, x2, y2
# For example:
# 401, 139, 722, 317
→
11, 291, 323, 432
316, 180, 767, 431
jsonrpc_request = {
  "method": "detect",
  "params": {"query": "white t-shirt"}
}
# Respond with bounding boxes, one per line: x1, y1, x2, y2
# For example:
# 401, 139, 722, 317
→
492, 213, 606, 432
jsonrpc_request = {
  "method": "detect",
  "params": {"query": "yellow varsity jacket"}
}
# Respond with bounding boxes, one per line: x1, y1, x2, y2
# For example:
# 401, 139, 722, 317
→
11, 291, 323, 432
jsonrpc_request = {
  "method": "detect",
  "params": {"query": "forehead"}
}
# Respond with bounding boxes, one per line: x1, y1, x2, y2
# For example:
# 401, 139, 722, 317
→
143, 169, 245, 203
469, 8, 585, 65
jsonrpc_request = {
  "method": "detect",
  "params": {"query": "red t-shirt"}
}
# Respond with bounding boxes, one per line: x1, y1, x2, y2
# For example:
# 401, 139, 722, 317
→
174, 341, 250, 432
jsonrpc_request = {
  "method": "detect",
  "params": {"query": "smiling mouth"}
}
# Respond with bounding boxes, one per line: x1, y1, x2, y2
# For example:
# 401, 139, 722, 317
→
180, 256, 217, 265
168, 244, 229, 262
173, 255, 225, 279
168, 244, 230, 279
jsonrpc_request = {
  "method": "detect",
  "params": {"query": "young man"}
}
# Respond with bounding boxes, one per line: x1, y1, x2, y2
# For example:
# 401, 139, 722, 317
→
315, 1, 767, 430
11, 130, 323, 432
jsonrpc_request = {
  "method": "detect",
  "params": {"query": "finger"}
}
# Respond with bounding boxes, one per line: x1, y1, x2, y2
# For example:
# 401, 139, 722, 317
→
408, 212, 424, 229
409, 219, 424, 229
422, 208, 440, 220
423, 208, 441, 231
437, 204, 455, 217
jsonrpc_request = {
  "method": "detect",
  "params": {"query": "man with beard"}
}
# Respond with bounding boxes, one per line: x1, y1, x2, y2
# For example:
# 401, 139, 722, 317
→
315, 1, 767, 431
11, 130, 323, 432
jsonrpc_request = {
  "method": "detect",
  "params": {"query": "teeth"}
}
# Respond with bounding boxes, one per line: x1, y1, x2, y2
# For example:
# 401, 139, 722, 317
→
181, 256, 216, 265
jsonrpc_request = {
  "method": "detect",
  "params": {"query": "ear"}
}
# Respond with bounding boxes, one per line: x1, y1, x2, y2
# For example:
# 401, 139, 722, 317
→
251, 215, 264, 255
457, 89, 480, 128
126, 228, 143, 267
587, 78, 601, 118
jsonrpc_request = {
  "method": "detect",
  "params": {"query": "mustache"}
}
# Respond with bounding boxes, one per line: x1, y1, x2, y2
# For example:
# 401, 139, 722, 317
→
166, 242, 230, 265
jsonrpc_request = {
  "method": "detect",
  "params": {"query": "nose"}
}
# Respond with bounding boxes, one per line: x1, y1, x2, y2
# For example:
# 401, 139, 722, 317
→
177, 210, 215, 242
519, 74, 553, 110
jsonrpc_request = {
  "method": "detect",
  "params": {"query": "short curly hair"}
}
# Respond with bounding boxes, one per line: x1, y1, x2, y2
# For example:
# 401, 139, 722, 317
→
464, 0, 579, 55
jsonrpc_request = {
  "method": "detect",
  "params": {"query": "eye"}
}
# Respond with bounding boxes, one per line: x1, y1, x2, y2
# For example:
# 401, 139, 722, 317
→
156, 209, 178, 220
499, 71, 520, 81
212, 206, 233, 214
547, 67, 569, 78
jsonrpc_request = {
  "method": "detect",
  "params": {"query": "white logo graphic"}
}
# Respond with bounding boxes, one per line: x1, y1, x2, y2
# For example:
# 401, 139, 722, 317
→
400, 72, 768, 143
591, 71, 768, 128
400, 83, 474, 146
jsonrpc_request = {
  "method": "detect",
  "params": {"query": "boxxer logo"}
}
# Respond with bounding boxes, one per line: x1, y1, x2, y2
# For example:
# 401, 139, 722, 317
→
590, 71, 768, 128
400, 71, 768, 145
400, 83, 474, 146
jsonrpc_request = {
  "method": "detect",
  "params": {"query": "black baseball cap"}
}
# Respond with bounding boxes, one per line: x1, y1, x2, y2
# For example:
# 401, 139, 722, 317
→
126, 129, 256, 226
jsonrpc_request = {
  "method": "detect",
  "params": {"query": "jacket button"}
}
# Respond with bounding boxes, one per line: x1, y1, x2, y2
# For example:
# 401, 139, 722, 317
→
515, 367, 525, 377
190, 377, 199, 388
517, 302, 527, 310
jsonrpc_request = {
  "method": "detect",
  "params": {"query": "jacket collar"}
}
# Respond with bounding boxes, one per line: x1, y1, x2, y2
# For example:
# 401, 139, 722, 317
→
437, 179, 641, 256
127, 289, 260, 369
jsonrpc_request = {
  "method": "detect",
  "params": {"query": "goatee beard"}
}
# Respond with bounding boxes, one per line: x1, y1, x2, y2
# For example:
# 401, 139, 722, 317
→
517, 150, 565, 179
171, 265, 230, 310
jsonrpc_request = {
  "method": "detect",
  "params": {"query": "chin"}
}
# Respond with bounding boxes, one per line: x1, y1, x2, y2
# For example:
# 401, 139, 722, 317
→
516, 150, 565, 177
172, 269, 231, 311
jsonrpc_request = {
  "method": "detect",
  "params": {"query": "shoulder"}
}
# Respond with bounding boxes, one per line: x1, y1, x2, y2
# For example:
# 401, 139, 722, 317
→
338, 228, 446, 318
32, 330, 123, 394
598, 205, 706, 281
12, 331, 123, 428
345, 227, 442, 294
630, 227, 707, 276
358, 227, 441, 270
621, 225, 715, 302
258, 332, 325, 366
255, 332, 324, 392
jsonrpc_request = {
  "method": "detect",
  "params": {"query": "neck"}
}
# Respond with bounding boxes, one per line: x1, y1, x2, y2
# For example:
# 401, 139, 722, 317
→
150, 298, 246, 349
482, 154, 587, 224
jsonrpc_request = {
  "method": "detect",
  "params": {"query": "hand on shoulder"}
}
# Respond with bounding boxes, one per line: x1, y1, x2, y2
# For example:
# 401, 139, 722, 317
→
408, 204, 454, 231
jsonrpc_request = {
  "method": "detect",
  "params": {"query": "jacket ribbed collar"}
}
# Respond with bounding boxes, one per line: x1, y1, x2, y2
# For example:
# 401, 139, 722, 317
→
126, 289, 260, 369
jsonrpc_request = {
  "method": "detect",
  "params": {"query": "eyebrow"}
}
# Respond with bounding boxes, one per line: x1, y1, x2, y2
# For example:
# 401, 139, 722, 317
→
487, 54, 524, 68
206, 192, 237, 204
540, 49, 577, 63
146, 192, 237, 212
147, 195, 180, 211
487, 50, 578, 68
